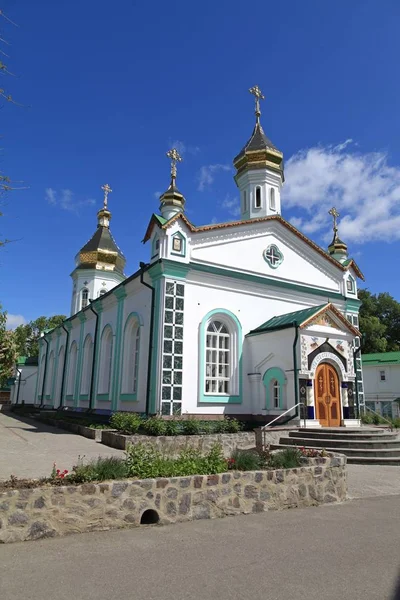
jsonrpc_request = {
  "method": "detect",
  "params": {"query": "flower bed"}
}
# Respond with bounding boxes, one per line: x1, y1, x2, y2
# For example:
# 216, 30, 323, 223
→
0, 450, 347, 544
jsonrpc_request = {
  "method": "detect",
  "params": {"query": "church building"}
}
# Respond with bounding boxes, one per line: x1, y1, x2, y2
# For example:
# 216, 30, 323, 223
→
18, 86, 365, 427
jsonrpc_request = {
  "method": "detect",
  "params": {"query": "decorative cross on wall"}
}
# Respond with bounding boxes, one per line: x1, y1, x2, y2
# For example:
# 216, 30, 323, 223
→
265, 246, 280, 265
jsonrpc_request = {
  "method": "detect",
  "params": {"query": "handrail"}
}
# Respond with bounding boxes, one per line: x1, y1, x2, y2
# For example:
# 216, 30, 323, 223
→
364, 404, 393, 430
261, 402, 305, 430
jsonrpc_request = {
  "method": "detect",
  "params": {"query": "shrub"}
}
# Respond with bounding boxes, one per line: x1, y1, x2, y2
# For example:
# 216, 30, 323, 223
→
181, 418, 202, 435
229, 448, 261, 471
392, 418, 400, 429
143, 416, 167, 436
70, 456, 128, 483
125, 442, 227, 478
109, 412, 142, 434
268, 447, 302, 470
164, 419, 180, 436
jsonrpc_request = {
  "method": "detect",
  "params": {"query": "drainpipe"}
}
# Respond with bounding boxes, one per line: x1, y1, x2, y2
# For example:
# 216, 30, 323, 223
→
15, 367, 22, 405
39, 336, 50, 408
292, 325, 300, 423
353, 345, 362, 419
59, 324, 70, 409
88, 303, 99, 412
140, 262, 155, 417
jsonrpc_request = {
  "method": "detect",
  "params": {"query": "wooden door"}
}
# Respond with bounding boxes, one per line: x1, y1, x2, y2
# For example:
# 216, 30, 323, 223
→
315, 363, 341, 427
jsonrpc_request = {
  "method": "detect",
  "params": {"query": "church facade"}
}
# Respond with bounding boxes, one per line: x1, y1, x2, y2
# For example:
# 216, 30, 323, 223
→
21, 87, 364, 427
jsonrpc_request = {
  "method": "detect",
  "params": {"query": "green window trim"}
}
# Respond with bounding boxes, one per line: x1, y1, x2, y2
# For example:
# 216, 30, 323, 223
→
263, 367, 286, 410
79, 394, 89, 401
96, 393, 111, 402
199, 308, 243, 404
171, 232, 186, 257
119, 311, 142, 404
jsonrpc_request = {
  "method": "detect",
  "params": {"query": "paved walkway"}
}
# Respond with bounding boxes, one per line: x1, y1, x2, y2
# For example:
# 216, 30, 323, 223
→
347, 464, 400, 499
0, 411, 124, 480
1, 495, 399, 600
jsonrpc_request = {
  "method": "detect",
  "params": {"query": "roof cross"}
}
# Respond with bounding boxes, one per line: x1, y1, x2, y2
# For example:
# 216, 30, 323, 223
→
101, 183, 112, 209
249, 85, 265, 124
166, 148, 183, 185
329, 206, 340, 234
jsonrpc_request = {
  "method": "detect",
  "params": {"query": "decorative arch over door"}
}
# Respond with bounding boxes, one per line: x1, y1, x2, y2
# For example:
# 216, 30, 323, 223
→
315, 363, 341, 427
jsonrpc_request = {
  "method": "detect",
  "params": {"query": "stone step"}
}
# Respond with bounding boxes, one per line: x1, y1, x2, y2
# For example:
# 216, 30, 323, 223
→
346, 456, 400, 465
271, 443, 400, 459
279, 436, 400, 450
298, 427, 386, 435
289, 430, 397, 441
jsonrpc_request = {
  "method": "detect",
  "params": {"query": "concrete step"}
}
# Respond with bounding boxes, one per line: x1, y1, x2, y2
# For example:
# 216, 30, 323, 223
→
298, 428, 387, 435
271, 443, 400, 459
289, 430, 397, 441
279, 436, 400, 450
346, 456, 400, 465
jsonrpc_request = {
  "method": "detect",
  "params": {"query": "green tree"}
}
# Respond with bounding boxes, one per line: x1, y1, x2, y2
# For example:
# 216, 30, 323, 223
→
359, 289, 400, 353
0, 304, 17, 385
14, 315, 66, 357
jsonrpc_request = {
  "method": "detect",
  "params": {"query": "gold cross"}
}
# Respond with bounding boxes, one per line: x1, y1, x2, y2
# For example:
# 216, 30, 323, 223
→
249, 85, 265, 123
166, 148, 183, 183
101, 183, 112, 209
328, 206, 340, 233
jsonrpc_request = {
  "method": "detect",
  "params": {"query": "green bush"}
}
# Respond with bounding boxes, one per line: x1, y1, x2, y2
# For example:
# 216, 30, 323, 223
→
125, 442, 227, 478
392, 418, 400, 429
213, 418, 241, 433
268, 448, 302, 470
70, 456, 129, 483
181, 418, 202, 435
164, 420, 180, 436
230, 449, 261, 471
142, 416, 167, 436
109, 412, 142, 434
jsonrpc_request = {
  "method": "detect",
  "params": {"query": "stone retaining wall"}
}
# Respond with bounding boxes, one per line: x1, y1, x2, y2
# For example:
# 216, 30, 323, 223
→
0, 455, 347, 543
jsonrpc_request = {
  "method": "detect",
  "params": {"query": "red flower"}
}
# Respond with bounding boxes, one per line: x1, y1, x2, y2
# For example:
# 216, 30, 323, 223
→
56, 469, 60, 474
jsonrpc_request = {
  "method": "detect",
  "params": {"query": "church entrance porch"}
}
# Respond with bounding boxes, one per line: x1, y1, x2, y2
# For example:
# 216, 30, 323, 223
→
314, 363, 341, 427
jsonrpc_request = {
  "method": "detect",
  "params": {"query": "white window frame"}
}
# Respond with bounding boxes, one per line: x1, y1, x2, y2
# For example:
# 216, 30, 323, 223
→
255, 186, 262, 209
380, 370, 386, 382
67, 342, 78, 395
271, 379, 281, 408
81, 288, 89, 309
204, 315, 239, 397
121, 319, 140, 394
98, 327, 113, 394
269, 187, 276, 210
80, 335, 93, 395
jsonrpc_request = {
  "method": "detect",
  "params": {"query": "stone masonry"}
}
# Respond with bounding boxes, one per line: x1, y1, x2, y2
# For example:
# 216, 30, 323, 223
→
0, 454, 347, 544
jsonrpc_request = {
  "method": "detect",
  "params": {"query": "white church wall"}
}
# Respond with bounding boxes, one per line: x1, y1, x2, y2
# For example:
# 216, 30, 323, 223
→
11, 365, 38, 405
190, 220, 342, 295
178, 271, 332, 416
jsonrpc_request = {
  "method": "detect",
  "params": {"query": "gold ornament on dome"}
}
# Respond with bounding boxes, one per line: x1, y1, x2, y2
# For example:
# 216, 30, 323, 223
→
101, 183, 112, 209
249, 85, 265, 122
166, 148, 183, 182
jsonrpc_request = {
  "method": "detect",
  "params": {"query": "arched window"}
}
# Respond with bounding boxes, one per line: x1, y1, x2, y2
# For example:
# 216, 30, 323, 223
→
80, 335, 93, 395
81, 288, 89, 309
269, 188, 276, 210
263, 367, 286, 410
98, 326, 113, 395
243, 191, 247, 213
45, 351, 55, 397
67, 342, 78, 396
56, 345, 65, 404
201, 310, 242, 401
205, 321, 231, 394
346, 275, 355, 294
121, 316, 141, 395
152, 235, 160, 258
255, 186, 262, 208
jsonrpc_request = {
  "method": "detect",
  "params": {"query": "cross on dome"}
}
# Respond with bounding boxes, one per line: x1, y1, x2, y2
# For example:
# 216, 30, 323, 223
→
166, 148, 183, 185
329, 206, 340, 234
249, 85, 265, 123
101, 183, 112, 209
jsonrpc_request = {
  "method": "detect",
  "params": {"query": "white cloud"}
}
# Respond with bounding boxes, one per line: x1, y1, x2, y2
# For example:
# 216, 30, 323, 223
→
6, 314, 26, 330
284, 141, 400, 243
170, 139, 200, 156
154, 191, 161, 199
198, 164, 231, 191
46, 188, 96, 213
221, 194, 241, 218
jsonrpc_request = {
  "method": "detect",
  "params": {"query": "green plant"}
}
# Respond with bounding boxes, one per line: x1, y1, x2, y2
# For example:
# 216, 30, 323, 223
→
142, 416, 167, 436
182, 418, 202, 435
125, 443, 165, 478
71, 456, 128, 483
268, 447, 302, 470
109, 412, 142, 434
230, 448, 261, 471
164, 419, 180, 436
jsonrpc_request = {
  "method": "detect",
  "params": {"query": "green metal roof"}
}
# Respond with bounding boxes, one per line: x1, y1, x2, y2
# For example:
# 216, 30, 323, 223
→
16, 356, 39, 366
248, 304, 327, 335
154, 214, 168, 225
362, 351, 400, 366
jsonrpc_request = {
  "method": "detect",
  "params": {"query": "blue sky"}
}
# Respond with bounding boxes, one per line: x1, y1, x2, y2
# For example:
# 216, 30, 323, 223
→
2, 0, 400, 327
